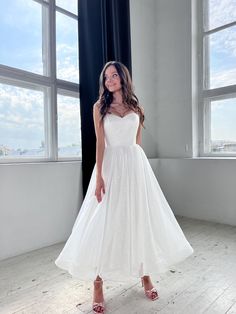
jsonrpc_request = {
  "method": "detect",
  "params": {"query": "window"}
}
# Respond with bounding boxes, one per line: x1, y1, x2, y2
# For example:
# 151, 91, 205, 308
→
200, 0, 236, 156
0, 0, 80, 162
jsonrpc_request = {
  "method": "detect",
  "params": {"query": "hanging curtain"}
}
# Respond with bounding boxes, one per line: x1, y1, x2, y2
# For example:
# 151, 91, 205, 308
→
78, 0, 132, 197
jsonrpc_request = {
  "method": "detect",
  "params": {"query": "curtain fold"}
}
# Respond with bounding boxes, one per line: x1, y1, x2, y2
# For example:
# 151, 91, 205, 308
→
78, 0, 132, 197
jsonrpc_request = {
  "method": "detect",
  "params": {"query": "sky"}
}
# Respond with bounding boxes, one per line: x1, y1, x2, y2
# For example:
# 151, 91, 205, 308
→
0, 0, 236, 154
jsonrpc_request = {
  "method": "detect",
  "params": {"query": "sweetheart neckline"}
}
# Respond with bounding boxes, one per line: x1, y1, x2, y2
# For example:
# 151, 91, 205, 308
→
106, 111, 138, 119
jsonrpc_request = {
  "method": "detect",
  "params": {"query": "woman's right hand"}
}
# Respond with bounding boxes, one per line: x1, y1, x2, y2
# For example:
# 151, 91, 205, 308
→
95, 176, 105, 202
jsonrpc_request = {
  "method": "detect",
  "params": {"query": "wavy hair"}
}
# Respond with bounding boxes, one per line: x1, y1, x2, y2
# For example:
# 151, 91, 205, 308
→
96, 61, 145, 128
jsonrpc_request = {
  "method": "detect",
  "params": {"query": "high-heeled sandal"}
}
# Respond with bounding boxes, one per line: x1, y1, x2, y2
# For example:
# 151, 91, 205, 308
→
141, 277, 159, 301
92, 280, 105, 313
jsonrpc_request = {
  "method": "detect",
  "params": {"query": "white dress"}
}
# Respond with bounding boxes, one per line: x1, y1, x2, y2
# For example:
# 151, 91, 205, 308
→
55, 111, 194, 282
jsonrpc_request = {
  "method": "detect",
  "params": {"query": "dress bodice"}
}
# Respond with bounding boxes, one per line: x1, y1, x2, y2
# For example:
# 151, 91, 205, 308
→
104, 112, 140, 147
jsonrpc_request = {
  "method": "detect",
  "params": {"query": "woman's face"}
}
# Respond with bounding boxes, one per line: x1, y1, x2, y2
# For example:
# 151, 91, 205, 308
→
104, 65, 122, 93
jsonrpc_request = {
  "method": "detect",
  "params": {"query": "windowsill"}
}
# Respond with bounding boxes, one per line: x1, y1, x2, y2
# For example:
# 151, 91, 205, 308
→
0, 159, 82, 166
184, 156, 236, 159
156, 157, 236, 160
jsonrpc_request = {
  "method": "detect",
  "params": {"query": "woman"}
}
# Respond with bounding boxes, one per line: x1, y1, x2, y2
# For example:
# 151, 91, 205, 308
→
55, 61, 194, 313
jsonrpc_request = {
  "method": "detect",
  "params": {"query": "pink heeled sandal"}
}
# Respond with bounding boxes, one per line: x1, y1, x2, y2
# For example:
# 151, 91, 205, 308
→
141, 277, 159, 301
92, 280, 105, 313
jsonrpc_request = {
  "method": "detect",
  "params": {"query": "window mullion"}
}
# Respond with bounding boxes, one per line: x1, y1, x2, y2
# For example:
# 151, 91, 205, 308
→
204, 20, 236, 35
198, 0, 204, 157
55, 5, 78, 20
203, 85, 236, 99
203, 100, 211, 154
47, 0, 58, 161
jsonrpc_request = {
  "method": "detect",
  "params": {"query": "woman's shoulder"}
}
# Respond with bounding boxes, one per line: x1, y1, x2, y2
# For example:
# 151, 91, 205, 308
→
93, 101, 105, 126
93, 101, 103, 118
134, 104, 144, 115
93, 100, 101, 110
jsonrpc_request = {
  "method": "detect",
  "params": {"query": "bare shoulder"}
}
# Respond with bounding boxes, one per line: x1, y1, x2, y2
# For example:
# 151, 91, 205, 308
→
93, 101, 104, 141
93, 101, 101, 112
93, 101, 102, 119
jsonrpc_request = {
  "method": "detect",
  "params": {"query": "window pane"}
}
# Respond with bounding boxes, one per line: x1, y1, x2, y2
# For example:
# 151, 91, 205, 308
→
57, 93, 81, 157
56, 12, 79, 83
0, 83, 45, 158
0, 0, 47, 75
206, 25, 236, 89
211, 97, 236, 152
56, 0, 77, 15
204, 0, 236, 31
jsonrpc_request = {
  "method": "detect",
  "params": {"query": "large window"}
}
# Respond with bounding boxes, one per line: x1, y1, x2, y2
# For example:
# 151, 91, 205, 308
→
0, 0, 81, 162
200, 0, 236, 156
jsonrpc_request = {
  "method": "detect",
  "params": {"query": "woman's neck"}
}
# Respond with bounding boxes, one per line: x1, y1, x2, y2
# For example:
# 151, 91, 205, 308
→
112, 90, 123, 105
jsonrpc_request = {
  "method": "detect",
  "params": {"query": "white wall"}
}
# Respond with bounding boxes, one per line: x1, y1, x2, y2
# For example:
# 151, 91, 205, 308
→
0, 162, 83, 260
155, 0, 193, 158
130, 0, 158, 158
130, 0, 195, 158
157, 158, 236, 226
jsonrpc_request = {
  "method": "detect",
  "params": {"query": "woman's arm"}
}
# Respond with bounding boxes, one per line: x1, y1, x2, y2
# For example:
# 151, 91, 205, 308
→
136, 106, 144, 146
93, 102, 105, 178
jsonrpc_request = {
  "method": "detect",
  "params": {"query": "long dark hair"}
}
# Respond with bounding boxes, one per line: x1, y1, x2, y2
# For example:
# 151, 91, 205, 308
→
96, 61, 145, 128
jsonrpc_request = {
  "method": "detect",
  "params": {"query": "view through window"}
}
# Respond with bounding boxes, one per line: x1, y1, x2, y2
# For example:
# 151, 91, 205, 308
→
202, 0, 236, 155
0, 0, 80, 161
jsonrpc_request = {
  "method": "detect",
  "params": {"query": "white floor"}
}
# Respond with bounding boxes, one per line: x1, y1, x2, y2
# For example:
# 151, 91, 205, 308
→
1, 216, 236, 314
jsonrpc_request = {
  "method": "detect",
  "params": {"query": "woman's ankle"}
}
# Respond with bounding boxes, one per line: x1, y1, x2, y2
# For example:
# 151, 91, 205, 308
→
95, 275, 103, 281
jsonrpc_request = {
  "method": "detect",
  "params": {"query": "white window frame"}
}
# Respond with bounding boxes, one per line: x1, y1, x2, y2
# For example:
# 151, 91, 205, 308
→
0, 0, 80, 164
198, 0, 236, 157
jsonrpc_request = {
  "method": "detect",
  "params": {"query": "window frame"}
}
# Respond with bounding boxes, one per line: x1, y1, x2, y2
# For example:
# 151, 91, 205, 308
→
198, 0, 236, 157
0, 0, 80, 164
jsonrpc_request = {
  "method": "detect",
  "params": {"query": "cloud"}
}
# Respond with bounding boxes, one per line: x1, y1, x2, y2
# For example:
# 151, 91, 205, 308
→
208, 0, 236, 30
211, 97, 235, 112
210, 68, 236, 88
0, 83, 44, 138
56, 43, 79, 82
2, 0, 42, 30
57, 94, 81, 146
56, 43, 76, 54
56, 10, 78, 36
57, 63, 79, 82
0, 84, 42, 112
209, 26, 236, 58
